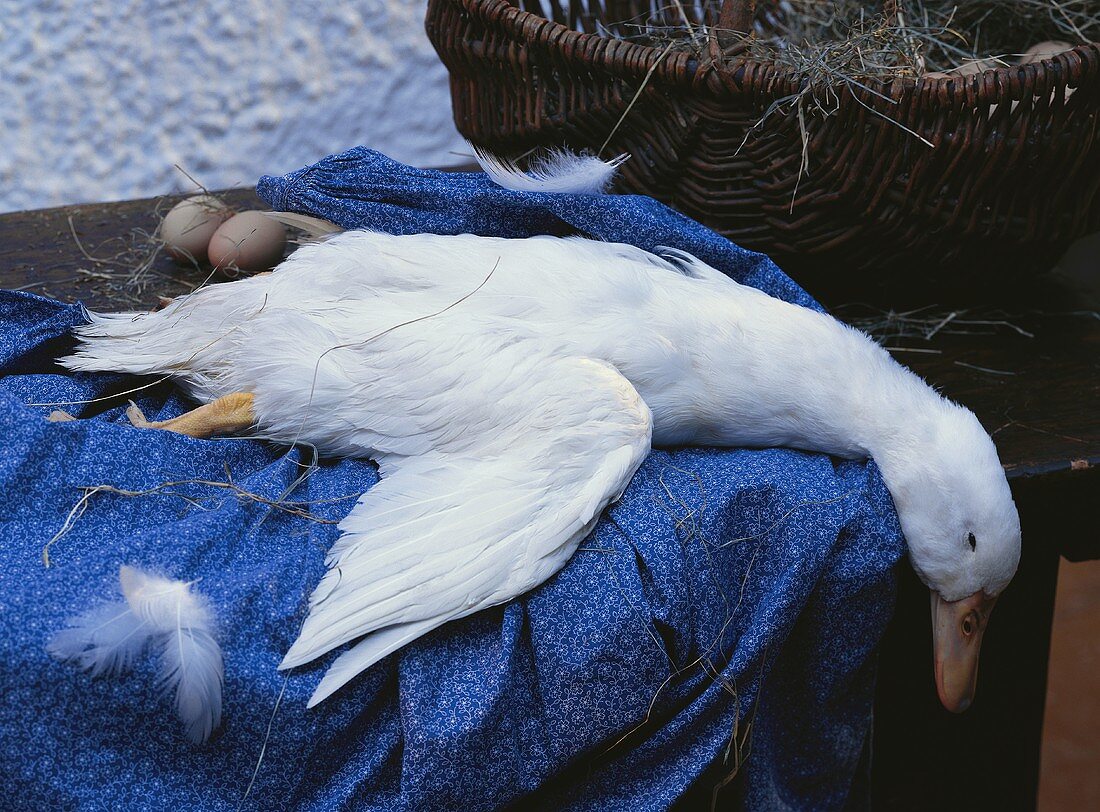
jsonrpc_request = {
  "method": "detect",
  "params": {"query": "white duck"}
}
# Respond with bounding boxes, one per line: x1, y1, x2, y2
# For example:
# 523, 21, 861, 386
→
62, 169, 1020, 715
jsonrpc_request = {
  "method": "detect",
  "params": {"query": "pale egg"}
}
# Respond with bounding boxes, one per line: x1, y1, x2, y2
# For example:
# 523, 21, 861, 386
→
207, 211, 288, 275
159, 195, 232, 264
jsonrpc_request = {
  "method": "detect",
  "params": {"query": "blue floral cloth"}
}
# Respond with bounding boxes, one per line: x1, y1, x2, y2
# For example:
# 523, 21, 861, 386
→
0, 150, 904, 810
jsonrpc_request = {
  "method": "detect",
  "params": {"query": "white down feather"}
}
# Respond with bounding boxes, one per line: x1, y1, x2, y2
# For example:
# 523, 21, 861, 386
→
474, 146, 628, 195
50, 566, 224, 743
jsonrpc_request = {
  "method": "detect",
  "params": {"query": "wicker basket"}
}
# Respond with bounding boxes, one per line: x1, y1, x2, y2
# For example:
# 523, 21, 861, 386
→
426, 0, 1100, 280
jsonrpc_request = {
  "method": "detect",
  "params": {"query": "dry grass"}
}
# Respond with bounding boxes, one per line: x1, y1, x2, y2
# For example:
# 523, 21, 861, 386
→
41, 465, 358, 568
596, 0, 1098, 157
836, 304, 1037, 343
834, 303, 1047, 376
58, 167, 232, 307
606, 1, 1098, 76
593, 461, 861, 794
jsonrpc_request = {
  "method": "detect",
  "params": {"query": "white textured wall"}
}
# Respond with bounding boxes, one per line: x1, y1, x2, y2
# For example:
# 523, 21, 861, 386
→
0, 0, 467, 213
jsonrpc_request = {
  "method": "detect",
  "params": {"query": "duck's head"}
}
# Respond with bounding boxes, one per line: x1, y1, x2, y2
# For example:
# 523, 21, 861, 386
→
880, 403, 1021, 712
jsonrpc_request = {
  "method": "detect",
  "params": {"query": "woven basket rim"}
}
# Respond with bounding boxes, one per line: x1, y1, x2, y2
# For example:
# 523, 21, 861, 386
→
460, 0, 1100, 101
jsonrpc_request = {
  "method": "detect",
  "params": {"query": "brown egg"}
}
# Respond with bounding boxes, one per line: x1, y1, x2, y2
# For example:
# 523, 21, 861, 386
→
1020, 41, 1074, 64
207, 211, 288, 275
159, 195, 232, 264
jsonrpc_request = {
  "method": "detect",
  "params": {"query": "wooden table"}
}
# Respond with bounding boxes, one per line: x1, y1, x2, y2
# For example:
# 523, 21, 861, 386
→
2, 193, 1097, 810
813, 263, 1100, 810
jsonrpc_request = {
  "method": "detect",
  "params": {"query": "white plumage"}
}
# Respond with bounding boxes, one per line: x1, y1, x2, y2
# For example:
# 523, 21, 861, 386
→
473, 147, 628, 195
50, 565, 224, 742
62, 205, 1020, 713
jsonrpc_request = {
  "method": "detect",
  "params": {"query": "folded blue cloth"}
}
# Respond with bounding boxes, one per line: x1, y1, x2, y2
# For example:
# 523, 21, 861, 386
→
0, 150, 903, 810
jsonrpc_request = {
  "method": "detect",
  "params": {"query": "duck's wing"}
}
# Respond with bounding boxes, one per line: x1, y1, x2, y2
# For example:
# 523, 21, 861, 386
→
279, 354, 652, 707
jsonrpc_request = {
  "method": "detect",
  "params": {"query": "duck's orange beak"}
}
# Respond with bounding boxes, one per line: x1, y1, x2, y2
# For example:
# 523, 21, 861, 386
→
931, 591, 998, 712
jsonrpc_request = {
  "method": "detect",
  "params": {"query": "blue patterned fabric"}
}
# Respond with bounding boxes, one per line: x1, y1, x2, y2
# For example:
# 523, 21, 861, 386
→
0, 150, 904, 810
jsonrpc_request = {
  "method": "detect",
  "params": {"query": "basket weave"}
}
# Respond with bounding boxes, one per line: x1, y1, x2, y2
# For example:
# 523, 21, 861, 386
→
426, 0, 1100, 280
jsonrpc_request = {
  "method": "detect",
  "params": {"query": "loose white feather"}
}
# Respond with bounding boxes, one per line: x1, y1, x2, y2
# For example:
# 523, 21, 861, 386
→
118, 566, 223, 743
474, 146, 628, 195
48, 601, 150, 677
52, 566, 224, 743
119, 565, 205, 633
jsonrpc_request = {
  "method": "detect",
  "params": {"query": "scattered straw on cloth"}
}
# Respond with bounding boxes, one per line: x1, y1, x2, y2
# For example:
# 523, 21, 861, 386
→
0, 150, 903, 810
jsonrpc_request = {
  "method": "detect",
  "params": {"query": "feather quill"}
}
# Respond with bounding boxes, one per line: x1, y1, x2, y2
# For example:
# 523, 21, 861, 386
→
48, 601, 150, 677
474, 146, 628, 195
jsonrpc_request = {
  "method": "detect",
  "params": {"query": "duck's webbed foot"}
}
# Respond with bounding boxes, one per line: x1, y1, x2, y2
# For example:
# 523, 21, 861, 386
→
127, 392, 255, 438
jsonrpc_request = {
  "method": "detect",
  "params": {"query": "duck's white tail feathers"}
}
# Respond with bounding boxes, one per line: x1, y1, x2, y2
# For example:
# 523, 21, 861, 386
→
61, 280, 267, 397
474, 146, 628, 195
50, 566, 224, 744
61, 309, 164, 374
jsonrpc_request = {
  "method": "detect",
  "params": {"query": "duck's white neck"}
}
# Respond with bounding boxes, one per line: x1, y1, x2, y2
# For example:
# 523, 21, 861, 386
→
637, 292, 948, 477
611, 271, 1019, 604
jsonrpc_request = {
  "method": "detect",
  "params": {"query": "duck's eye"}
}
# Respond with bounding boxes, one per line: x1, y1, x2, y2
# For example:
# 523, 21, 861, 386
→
968, 532, 977, 551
